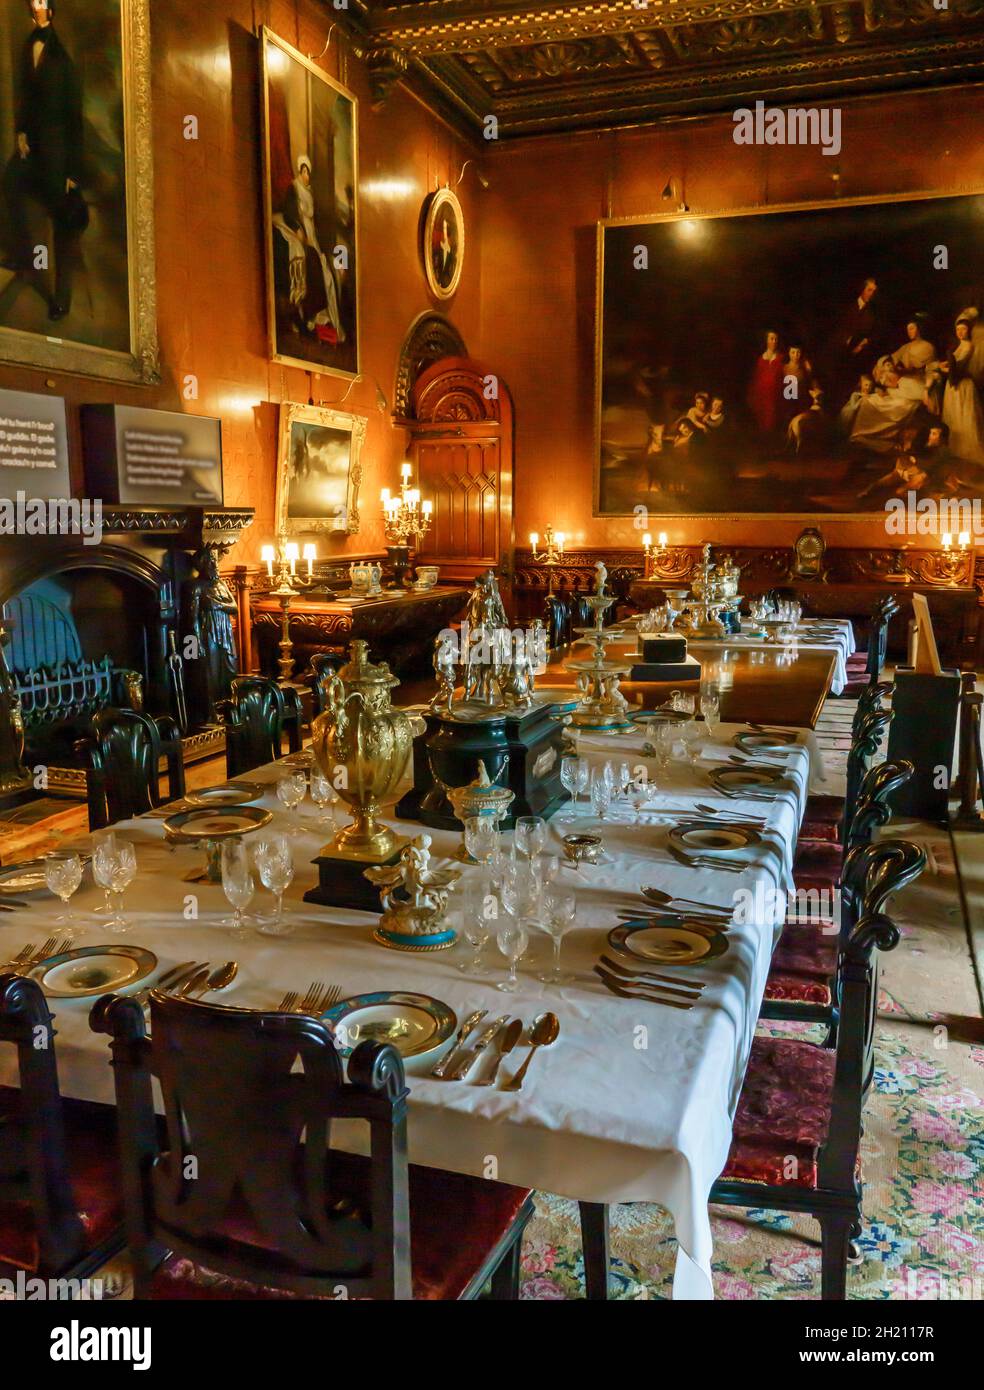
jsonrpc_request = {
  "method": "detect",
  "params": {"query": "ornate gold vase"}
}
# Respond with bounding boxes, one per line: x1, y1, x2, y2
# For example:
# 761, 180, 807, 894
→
311, 639, 414, 861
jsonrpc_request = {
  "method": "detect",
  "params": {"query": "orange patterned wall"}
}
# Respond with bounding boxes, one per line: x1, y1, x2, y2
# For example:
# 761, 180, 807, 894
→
0, 0, 483, 569
479, 86, 984, 556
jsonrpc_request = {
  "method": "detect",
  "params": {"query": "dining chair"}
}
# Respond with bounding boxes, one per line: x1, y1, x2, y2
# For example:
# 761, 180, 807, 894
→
90, 992, 534, 1300
795, 704, 894, 859
310, 653, 344, 718
710, 838, 926, 1298
579, 838, 926, 1301
76, 706, 186, 831
841, 595, 899, 698
799, 682, 893, 842
543, 593, 571, 652
0, 972, 122, 1279
217, 675, 303, 777
762, 758, 914, 1025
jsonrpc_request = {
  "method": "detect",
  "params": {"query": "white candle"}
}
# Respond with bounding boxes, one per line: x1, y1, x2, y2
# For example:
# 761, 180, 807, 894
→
285, 541, 299, 575
303, 542, 316, 577
261, 544, 275, 578
530, 532, 539, 547
381, 488, 390, 505
422, 499, 432, 516
658, 531, 668, 548
556, 532, 565, 552
959, 531, 971, 550
401, 462, 412, 479
942, 533, 952, 550
642, 533, 652, 549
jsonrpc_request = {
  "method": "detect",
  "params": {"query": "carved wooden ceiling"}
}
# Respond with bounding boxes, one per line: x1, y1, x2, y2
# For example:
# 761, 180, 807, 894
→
342, 0, 984, 138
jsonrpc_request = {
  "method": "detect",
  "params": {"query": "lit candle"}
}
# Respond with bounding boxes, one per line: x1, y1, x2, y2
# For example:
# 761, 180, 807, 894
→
302, 541, 316, 577
261, 544, 275, 578
642, 532, 652, 549
285, 541, 299, 575
381, 488, 390, 505
556, 532, 565, 552
401, 462, 412, 480
658, 531, 668, 548
530, 532, 539, 548
422, 499, 432, 516
408, 489, 420, 508
959, 531, 971, 551
942, 533, 952, 550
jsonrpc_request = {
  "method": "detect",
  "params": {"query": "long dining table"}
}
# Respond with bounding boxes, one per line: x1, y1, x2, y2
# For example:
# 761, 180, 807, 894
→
0, 717, 824, 1300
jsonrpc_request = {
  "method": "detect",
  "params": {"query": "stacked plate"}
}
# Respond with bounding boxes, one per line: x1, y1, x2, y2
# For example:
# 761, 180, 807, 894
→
708, 765, 786, 800
607, 919, 728, 967
322, 991, 457, 1073
184, 781, 266, 809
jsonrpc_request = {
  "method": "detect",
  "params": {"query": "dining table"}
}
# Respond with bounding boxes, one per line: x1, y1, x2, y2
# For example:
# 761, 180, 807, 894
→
686, 616, 856, 696
0, 716, 825, 1300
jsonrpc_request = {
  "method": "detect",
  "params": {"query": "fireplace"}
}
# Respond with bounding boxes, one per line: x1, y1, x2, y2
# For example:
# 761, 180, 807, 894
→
0, 506, 253, 802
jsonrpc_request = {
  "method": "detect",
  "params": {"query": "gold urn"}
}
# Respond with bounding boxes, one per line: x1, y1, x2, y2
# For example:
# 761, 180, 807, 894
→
311, 639, 414, 861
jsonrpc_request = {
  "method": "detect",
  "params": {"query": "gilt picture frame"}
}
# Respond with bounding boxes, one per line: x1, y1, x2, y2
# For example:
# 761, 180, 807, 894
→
275, 402, 364, 537
595, 190, 984, 519
422, 186, 464, 301
0, 0, 158, 385
260, 27, 359, 379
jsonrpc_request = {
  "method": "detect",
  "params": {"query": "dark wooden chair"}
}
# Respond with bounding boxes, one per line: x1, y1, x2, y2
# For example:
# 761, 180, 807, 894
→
217, 676, 302, 778
90, 991, 534, 1300
76, 706, 186, 831
842, 595, 899, 698
543, 593, 571, 652
309, 653, 344, 718
0, 973, 122, 1278
710, 838, 926, 1298
762, 757, 914, 1024
579, 838, 926, 1301
799, 682, 892, 842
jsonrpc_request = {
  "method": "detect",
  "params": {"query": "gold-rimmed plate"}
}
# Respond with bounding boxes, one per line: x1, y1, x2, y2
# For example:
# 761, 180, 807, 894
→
709, 766, 785, 792
283, 750, 314, 769
33, 944, 157, 999
668, 823, 760, 855
184, 782, 266, 809
163, 805, 273, 843
322, 991, 457, 1066
734, 731, 798, 756
607, 920, 728, 967
0, 853, 92, 898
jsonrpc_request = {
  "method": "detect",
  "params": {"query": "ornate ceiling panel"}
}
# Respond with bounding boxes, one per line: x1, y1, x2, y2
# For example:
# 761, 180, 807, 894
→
343, 0, 984, 137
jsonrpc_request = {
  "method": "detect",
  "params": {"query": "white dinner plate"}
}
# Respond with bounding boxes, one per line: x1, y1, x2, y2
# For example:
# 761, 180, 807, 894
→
36, 944, 157, 998
607, 921, 729, 966
183, 782, 266, 809
668, 824, 758, 855
323, 991, 457, 1066
733, 731, 798, 756
710, 766, 784, 791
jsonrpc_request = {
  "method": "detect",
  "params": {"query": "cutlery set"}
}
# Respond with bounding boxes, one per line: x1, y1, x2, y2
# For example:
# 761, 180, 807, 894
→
134, 959, 240, 1007
431, 1008, 559, 1089
0, 937, 73, 975
275, 980, 342, 1016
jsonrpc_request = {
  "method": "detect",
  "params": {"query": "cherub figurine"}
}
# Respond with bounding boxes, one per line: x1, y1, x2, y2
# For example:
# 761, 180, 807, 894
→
430, 630, 457, 716
364, 833, 461, 941
594, 560, 608, 597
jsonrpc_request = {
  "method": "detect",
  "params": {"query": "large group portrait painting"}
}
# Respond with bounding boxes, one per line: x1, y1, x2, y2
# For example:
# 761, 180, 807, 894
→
596, 192, 984, 517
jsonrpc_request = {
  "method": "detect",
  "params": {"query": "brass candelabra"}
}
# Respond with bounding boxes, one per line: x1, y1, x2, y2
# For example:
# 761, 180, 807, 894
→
259, 535, 318, 683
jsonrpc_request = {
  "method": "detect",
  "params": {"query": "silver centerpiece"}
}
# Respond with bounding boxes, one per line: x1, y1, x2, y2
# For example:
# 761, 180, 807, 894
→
564, 561, 632, 729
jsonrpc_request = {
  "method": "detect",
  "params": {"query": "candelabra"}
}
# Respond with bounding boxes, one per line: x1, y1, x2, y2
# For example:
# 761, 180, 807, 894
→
529, 525, 566, 593
642, 530, 669, 578
381, 462, 433, 588
939, 531, 973, 586
258, 535, 318, 683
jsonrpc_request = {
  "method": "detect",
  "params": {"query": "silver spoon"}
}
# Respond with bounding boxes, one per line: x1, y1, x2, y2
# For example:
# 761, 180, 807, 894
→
503, 1012, 559, 1091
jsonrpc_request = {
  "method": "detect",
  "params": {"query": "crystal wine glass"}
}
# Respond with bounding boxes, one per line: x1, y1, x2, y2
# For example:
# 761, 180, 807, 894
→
221, 839, 254, 937
254, 834, 295, 936
589, 767, 612, 822
92, 832, 119, 917
559, 755, 584, 823
700, 686, 721, 737
464, 815, 500, 869
514, 815, 546, 861
459, 874, 493, 974
538, 884, 576, 984
308, 768, 338, 829
44, 851, 83, 935
105, 841, 137, 935
496, 921, 529, 993
276, 769, 308, 836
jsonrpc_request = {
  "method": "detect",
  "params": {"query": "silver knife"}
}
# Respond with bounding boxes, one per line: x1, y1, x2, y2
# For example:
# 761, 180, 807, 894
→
432, 1008, 487, 1078
445, 1014, 510, 1081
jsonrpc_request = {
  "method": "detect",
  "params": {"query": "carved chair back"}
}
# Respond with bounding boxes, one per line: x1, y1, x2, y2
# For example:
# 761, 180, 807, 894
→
0, 973, 87, 1273
90, 992, 412, 1299
820, 839, 926, 1189
851, 680, 892, 739
77, 707, 185, 831
864, 594, 900, 683
218, 676, 302, 777
310, 654, 344, 718
843, 707, 893, 833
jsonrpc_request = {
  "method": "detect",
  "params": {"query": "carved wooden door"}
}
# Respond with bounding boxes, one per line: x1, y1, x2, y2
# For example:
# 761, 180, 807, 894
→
407, 357, 514, 594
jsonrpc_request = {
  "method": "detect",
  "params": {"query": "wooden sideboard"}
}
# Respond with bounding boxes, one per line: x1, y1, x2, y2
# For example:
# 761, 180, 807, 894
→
250, 586, 469, 679
513, 543, 983, 669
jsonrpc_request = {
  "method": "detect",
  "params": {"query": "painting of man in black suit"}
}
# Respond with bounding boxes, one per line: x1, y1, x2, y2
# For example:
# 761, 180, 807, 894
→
0, 0, 129, 351
1, 1, 84, 318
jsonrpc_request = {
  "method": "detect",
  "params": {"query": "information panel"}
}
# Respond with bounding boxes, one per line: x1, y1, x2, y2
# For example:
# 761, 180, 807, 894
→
81, 404, 224, 506
0, 389, 70, 499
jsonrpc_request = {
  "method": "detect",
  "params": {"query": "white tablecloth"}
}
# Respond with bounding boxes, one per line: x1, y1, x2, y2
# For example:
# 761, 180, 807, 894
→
0, 720, 815, 1299
688, 618, 855, 695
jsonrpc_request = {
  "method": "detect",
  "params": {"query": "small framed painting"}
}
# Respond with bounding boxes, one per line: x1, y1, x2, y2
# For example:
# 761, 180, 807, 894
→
422, 187, 464, 300
275, 403, 364, 537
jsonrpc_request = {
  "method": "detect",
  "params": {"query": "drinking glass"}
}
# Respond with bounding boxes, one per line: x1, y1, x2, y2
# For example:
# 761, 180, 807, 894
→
92, 832, 119, 916
459, 874, 493, 974
276, 769, 308, 835
589, 767, 612, 822
559, 755, 586, 822
309, 768, 338, 829
496, 921, 529, 993
464, 815, 500, 868
221, 839, 255, 937
44, 851, 83, 934
254, 834, 295, 936
700, 687, 721, 736
514, 815, 546, 860
535, 853, 560, 887
106, 841, 137, 934
539, 885, 576, 984
681, 721, 704, 768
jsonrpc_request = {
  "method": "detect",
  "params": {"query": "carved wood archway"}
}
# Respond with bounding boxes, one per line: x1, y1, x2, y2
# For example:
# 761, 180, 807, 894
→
407, 356, 514, 591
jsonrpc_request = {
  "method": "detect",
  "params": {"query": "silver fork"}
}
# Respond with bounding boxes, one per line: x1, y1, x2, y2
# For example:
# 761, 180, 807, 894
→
6, 936, 60, 975
0, 942, 42, 973
277, 990, 298, 1012
298, 981, 341, 1015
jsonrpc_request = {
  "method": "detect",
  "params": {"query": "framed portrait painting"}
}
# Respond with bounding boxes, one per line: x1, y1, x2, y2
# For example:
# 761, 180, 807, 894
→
422, 187, 464, 300
275, 402, 365, 537
595, 191, 984, 518
0, 0, 158, 384
261, 28, 358, 378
